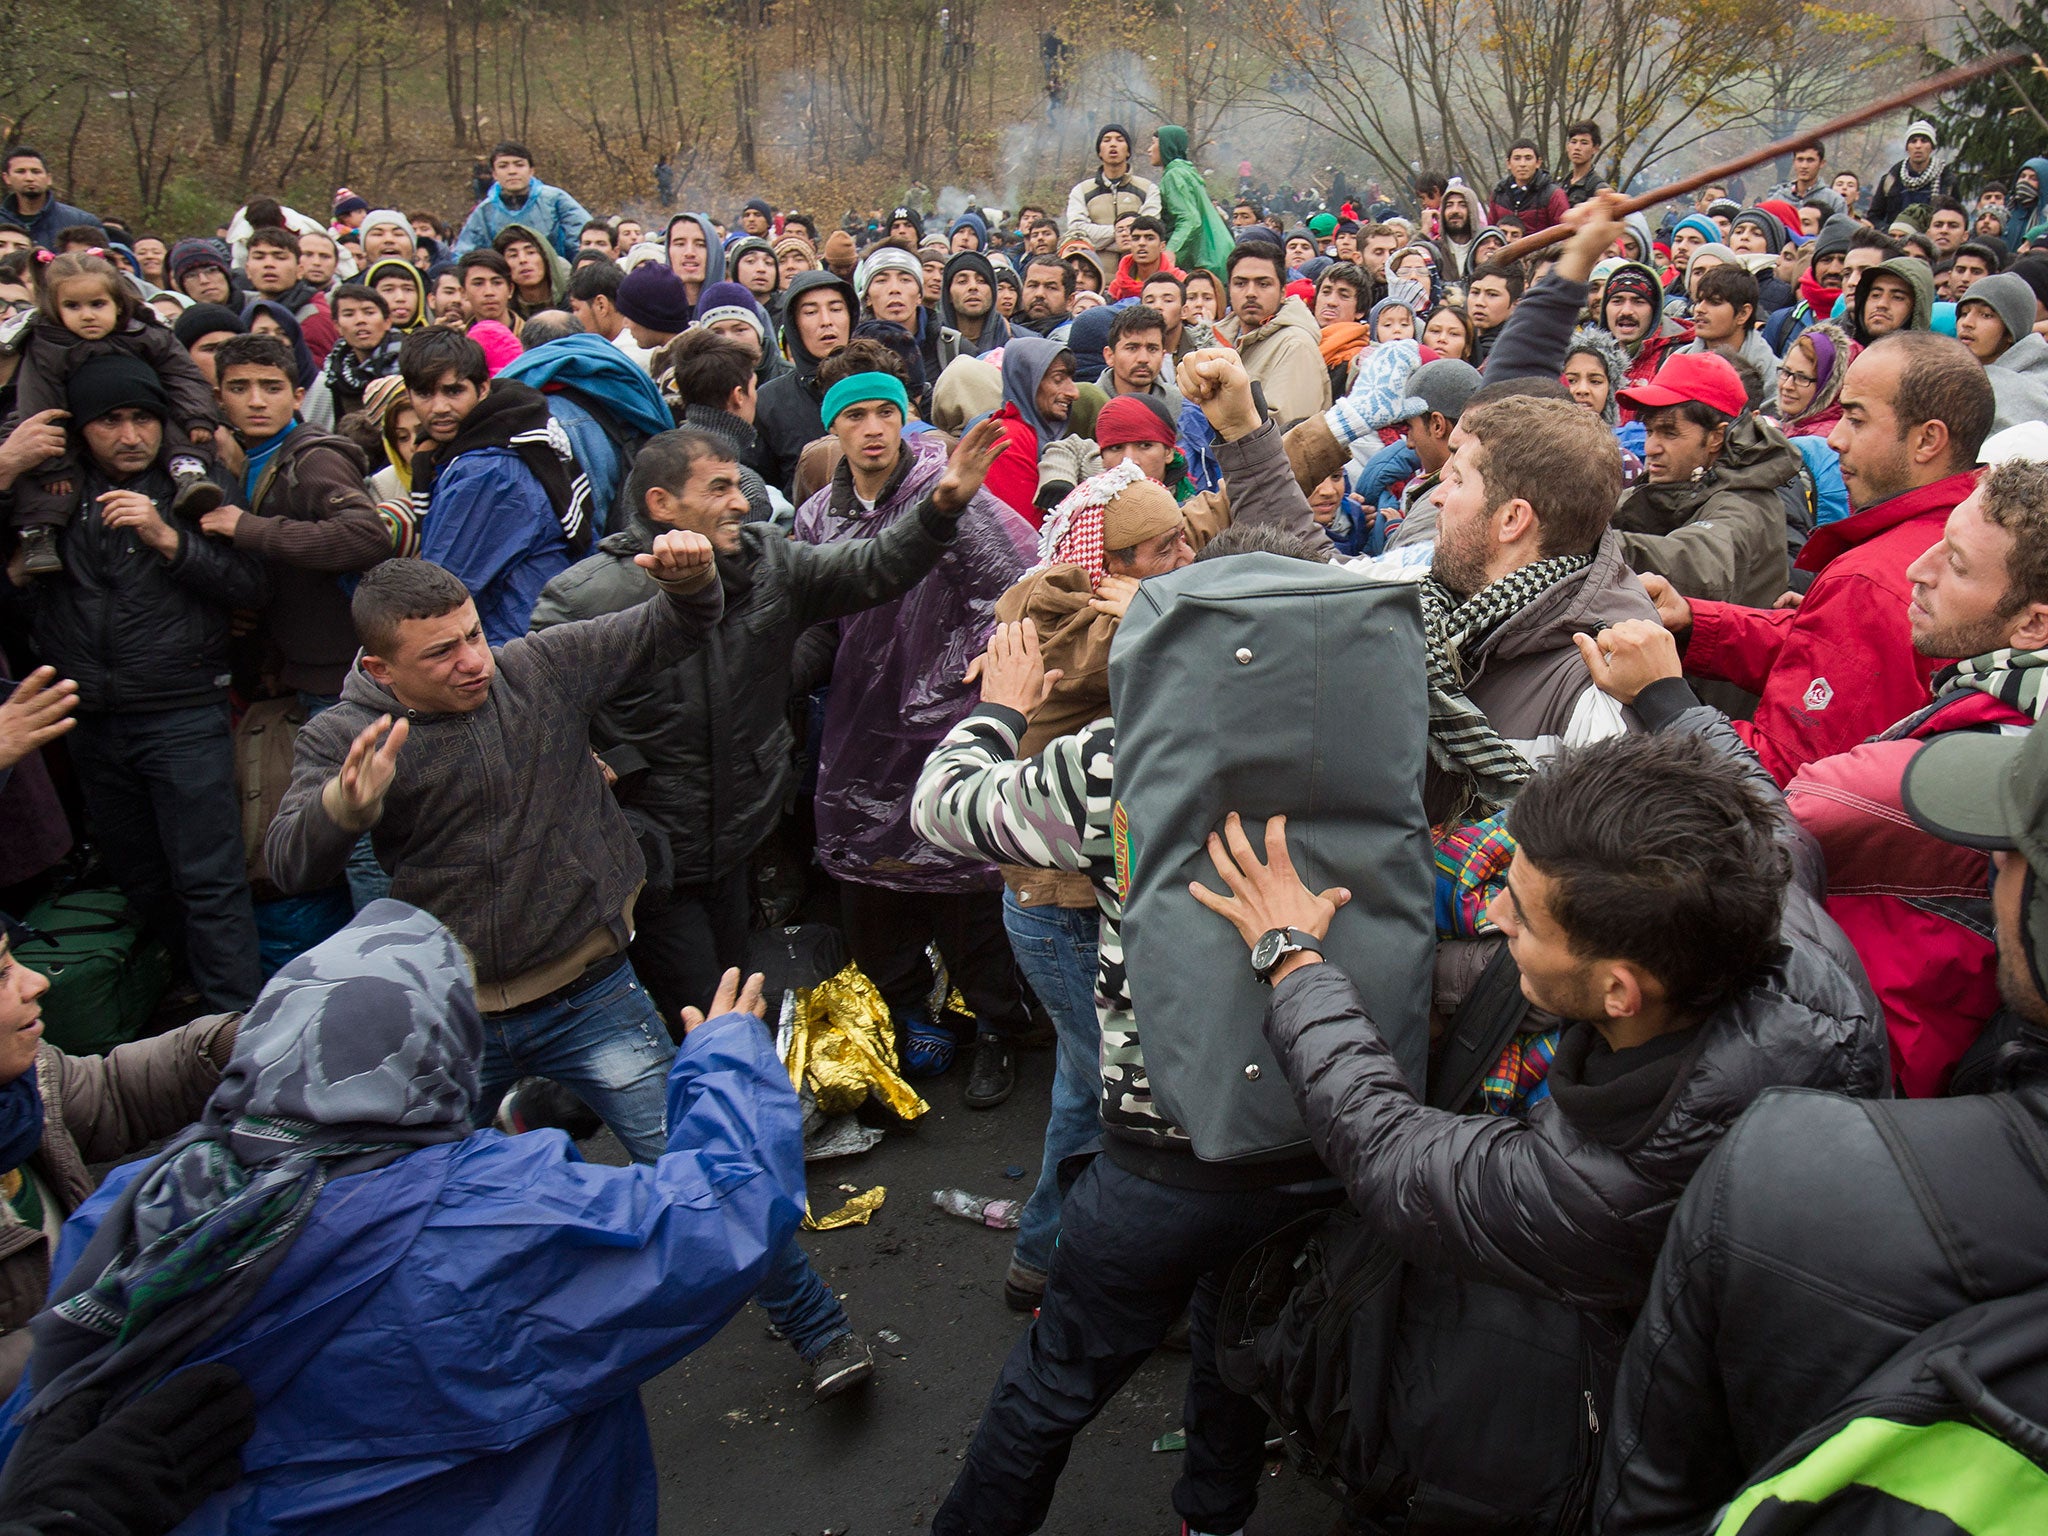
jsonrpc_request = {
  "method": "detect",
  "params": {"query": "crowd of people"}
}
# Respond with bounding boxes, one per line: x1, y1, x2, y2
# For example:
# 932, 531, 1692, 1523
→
0, 103, 2045, 1534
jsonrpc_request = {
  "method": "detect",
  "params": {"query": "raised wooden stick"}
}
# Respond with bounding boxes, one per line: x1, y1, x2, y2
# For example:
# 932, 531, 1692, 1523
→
1489, 49, 2033, 267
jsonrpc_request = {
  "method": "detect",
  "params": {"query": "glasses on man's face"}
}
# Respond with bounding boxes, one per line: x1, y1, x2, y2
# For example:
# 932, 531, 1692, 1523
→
1779, 367, 1819, 390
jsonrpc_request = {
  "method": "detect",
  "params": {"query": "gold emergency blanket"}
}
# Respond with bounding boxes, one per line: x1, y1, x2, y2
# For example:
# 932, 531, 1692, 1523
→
783, 964, 930, 1122
803, 1186, 886, 1231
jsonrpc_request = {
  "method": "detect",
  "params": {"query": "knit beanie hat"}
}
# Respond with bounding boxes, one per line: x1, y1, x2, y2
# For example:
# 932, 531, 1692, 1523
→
67, 353, 169, 426
1095, 393, 1177, 450
855, 244, 924, 298
333, 189, 371, 221
173, 303, 246, 349
616, 263, 693, 334
1811, 217, 1859, 263
360, 209, 412, 242
1096, 123, 1131, 157
1604, 266, 1661, 309
1905, 119, 1938, 145
167, 237, 232, 284
693, 279, 769, 342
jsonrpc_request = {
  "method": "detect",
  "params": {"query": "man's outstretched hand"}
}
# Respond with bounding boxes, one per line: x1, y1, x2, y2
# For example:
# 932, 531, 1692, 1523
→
933, 416, 1009, 514
963, 618, 1063, 715
1190, 811, 1350, 963
322, 713, 409, 833
0, 667, 78, 771
680, 967, 768, 1033
635, 528, 718, 590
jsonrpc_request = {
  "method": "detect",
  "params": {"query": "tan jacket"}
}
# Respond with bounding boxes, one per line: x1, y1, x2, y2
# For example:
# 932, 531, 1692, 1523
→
0, 1016, 236, 1395
1217, 297, 1332, 428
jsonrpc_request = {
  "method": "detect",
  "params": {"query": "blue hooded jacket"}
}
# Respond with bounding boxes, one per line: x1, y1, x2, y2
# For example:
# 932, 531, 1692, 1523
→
497, 334, 676, 533
946, 211, 988, 251
0, 1008, 803, 1534
2008, 157, 2048, 245
454, 176, 593, 260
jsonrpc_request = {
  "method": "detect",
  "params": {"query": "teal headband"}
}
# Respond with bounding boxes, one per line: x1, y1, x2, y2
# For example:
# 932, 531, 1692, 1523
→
821, 371, 910, 428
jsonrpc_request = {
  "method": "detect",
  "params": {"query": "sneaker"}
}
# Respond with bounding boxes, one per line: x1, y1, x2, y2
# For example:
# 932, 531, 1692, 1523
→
963, 1033, 1015, 1109
808, 1333, 875, 1401
169, 457, 223, 520
900, 1012, 956, 1078
19, 526, 61, 576
1003, 1258, 1046, 1312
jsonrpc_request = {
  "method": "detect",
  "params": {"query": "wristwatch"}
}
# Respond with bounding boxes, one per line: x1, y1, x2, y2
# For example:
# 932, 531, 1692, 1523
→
1251, 926, 1324, 984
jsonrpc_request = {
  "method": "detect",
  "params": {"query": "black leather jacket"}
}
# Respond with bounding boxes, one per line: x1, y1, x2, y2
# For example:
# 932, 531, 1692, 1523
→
528, 506, 958, 883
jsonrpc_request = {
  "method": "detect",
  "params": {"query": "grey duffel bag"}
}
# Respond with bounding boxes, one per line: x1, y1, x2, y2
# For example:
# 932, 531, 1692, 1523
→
1109, 555, 1433, 1162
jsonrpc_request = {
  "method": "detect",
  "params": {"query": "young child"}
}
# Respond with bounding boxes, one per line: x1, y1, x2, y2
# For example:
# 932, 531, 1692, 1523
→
8, 251, 220, 575
1368, 297, 1417, 343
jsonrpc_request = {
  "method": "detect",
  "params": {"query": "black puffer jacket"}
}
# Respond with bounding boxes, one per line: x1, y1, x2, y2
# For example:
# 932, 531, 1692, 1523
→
1598, 1074, 2048, 1535
19, 455, 268, 713
753, 268, 859, 497
1260, 686, 1888, 1526
528, 505, 958, 883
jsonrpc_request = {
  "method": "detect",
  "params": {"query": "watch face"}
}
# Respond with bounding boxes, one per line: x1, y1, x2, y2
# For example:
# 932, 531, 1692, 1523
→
1252, 929, 1287, 972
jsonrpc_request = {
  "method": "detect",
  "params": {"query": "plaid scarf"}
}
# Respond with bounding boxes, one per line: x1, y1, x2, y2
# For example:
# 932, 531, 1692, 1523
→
1934, 647, 2048, 721
1418, 552, 1593, 812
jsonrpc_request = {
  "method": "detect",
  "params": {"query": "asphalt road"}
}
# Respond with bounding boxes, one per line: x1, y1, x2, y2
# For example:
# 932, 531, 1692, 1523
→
627, 1042, 1342, 1536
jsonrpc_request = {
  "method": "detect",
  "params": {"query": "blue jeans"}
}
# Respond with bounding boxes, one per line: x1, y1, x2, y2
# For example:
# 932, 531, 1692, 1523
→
1001, 892, 1102, 1276
756, 1235, 853, 1361
476, 960, 673, 1163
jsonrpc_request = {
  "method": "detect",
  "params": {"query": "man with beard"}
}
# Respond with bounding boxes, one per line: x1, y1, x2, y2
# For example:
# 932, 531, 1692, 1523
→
941, 250, 1011, 357
1598, 261, 1695, 386
1489, 138, 1570, 233
1015, 254, 1074, 338
1437, 178, 1484, 279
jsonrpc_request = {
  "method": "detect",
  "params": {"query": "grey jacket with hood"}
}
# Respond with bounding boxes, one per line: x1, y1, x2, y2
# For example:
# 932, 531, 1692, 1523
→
1612, 412, 1800, 610
265, 574, 723, 1008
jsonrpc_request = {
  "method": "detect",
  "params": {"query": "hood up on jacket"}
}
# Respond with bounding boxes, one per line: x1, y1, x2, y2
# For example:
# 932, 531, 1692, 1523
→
664, 212, 726, 300
776, 267, 860, 383
939, 250, 1011, 355
493, 222, 574, 308
363, 257, 430, 332
1853, 255, 1934, 342
724, 235, 781, 299
1564, 327, 1632, 426
1001, 335, 1074, 444
947, 211, 988, 251
1599, 261, 1688, 355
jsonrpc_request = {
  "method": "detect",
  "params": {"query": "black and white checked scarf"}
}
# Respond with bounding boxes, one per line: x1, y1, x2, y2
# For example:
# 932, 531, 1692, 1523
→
1419, 551, 1593, 813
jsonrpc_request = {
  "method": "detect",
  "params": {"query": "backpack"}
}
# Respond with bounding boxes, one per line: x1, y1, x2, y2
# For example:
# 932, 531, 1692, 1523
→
1108, 554, 1435, 1162
11, 890, 173, 1055
1715, 1094, 2048, 1534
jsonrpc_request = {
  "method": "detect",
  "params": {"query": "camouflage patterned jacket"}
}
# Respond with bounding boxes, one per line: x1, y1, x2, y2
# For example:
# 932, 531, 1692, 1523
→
911, 704, 1185, 1151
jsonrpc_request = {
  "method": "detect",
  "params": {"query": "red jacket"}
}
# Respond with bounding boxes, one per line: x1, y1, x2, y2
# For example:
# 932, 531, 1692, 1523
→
1107, 252, 1183, 302
1487, 185, 1569, 233
1683, 471, 1974, 786
1786, 688, 2029, 1096
981, 402, 1045, 528
1621, 317, 1695, 391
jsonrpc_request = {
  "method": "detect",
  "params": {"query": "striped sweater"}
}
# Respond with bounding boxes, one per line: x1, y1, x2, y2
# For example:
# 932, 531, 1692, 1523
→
911, 704, 1188, 1149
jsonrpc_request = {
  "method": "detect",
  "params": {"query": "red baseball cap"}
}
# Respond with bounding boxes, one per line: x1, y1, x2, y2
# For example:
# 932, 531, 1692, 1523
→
1616, 351, 1746, 419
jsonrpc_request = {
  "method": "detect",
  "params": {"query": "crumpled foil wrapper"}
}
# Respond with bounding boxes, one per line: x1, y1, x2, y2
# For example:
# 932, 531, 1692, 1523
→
804, 1185, 886, 1231
783, 963, 930, 1122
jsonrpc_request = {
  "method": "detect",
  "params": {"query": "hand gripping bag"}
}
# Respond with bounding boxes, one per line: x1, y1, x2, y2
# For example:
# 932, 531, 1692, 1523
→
1109, 554, 1434, 1161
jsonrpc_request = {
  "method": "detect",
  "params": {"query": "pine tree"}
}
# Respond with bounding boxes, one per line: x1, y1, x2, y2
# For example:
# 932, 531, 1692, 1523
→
1927, 2, 2048, 183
